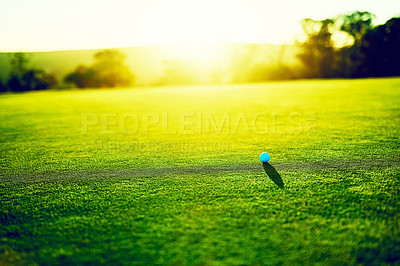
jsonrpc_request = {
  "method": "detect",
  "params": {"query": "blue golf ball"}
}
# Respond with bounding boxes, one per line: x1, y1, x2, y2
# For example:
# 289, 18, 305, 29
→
259, 152, 270, 163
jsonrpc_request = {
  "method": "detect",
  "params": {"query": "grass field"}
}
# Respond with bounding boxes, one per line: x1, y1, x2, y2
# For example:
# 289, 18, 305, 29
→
1, 78, 399, 265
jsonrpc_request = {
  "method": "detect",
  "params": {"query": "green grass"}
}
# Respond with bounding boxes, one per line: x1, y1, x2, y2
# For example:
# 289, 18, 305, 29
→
0, 78, 399, 265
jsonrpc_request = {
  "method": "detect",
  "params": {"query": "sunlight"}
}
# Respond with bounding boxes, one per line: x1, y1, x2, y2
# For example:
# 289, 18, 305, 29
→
126, 0, 233, 47
0, 0, 399, 51
166, 42, 227, 62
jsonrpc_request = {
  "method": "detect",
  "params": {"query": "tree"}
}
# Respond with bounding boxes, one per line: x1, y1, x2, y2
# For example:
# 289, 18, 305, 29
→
64, 65, 99, 88
9, 53, 28, 76
335, 11, 376, 77
360, 17, 400, 77
0, 80, 7, 92
92, 50, 134, 87
297, 18, 336, 78
340, 11, 375, 48
6, 53, 58, 92
64, 50, 135, 88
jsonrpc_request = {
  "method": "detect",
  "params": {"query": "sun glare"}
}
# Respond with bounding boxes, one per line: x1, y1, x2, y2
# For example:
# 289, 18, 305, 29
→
0, 0, 399, 51
127, 0, 236, 47
166, 42, 227, 62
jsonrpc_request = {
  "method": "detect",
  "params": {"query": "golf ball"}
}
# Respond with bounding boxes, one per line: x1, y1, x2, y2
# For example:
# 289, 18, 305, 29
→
259, 152, 270, 163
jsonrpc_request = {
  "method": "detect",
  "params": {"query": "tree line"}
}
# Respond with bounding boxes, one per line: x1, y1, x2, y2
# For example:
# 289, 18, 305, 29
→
0, 53, 58, 92
0, 50, 135, 92
297, 11, 400, 78
0, 11, 399, 92
155, 12, 400, 84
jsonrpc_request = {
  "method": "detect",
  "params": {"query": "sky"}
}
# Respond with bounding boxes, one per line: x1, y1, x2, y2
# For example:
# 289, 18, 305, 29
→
0, 0, 399, 51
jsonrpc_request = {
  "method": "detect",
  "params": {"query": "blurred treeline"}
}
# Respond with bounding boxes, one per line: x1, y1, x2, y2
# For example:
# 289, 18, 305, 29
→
0, 50, 134, 92
0, 53, 58, 92
64, 50, 134, 88
297, 12, 400, 78
0, 11, 399, 92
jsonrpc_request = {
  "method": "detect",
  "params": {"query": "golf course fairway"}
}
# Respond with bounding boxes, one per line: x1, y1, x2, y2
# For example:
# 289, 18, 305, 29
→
1, 78, 399, 264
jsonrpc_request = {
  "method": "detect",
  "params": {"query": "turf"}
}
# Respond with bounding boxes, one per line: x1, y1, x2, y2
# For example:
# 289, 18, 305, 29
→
0, 78, 399, 265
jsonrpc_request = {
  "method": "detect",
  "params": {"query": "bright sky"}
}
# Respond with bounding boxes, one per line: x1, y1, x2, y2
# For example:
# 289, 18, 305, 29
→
0, 0, 399, 51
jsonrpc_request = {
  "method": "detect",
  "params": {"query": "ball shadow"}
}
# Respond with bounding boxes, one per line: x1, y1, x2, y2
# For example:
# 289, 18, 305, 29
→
263, 163, 284, 189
